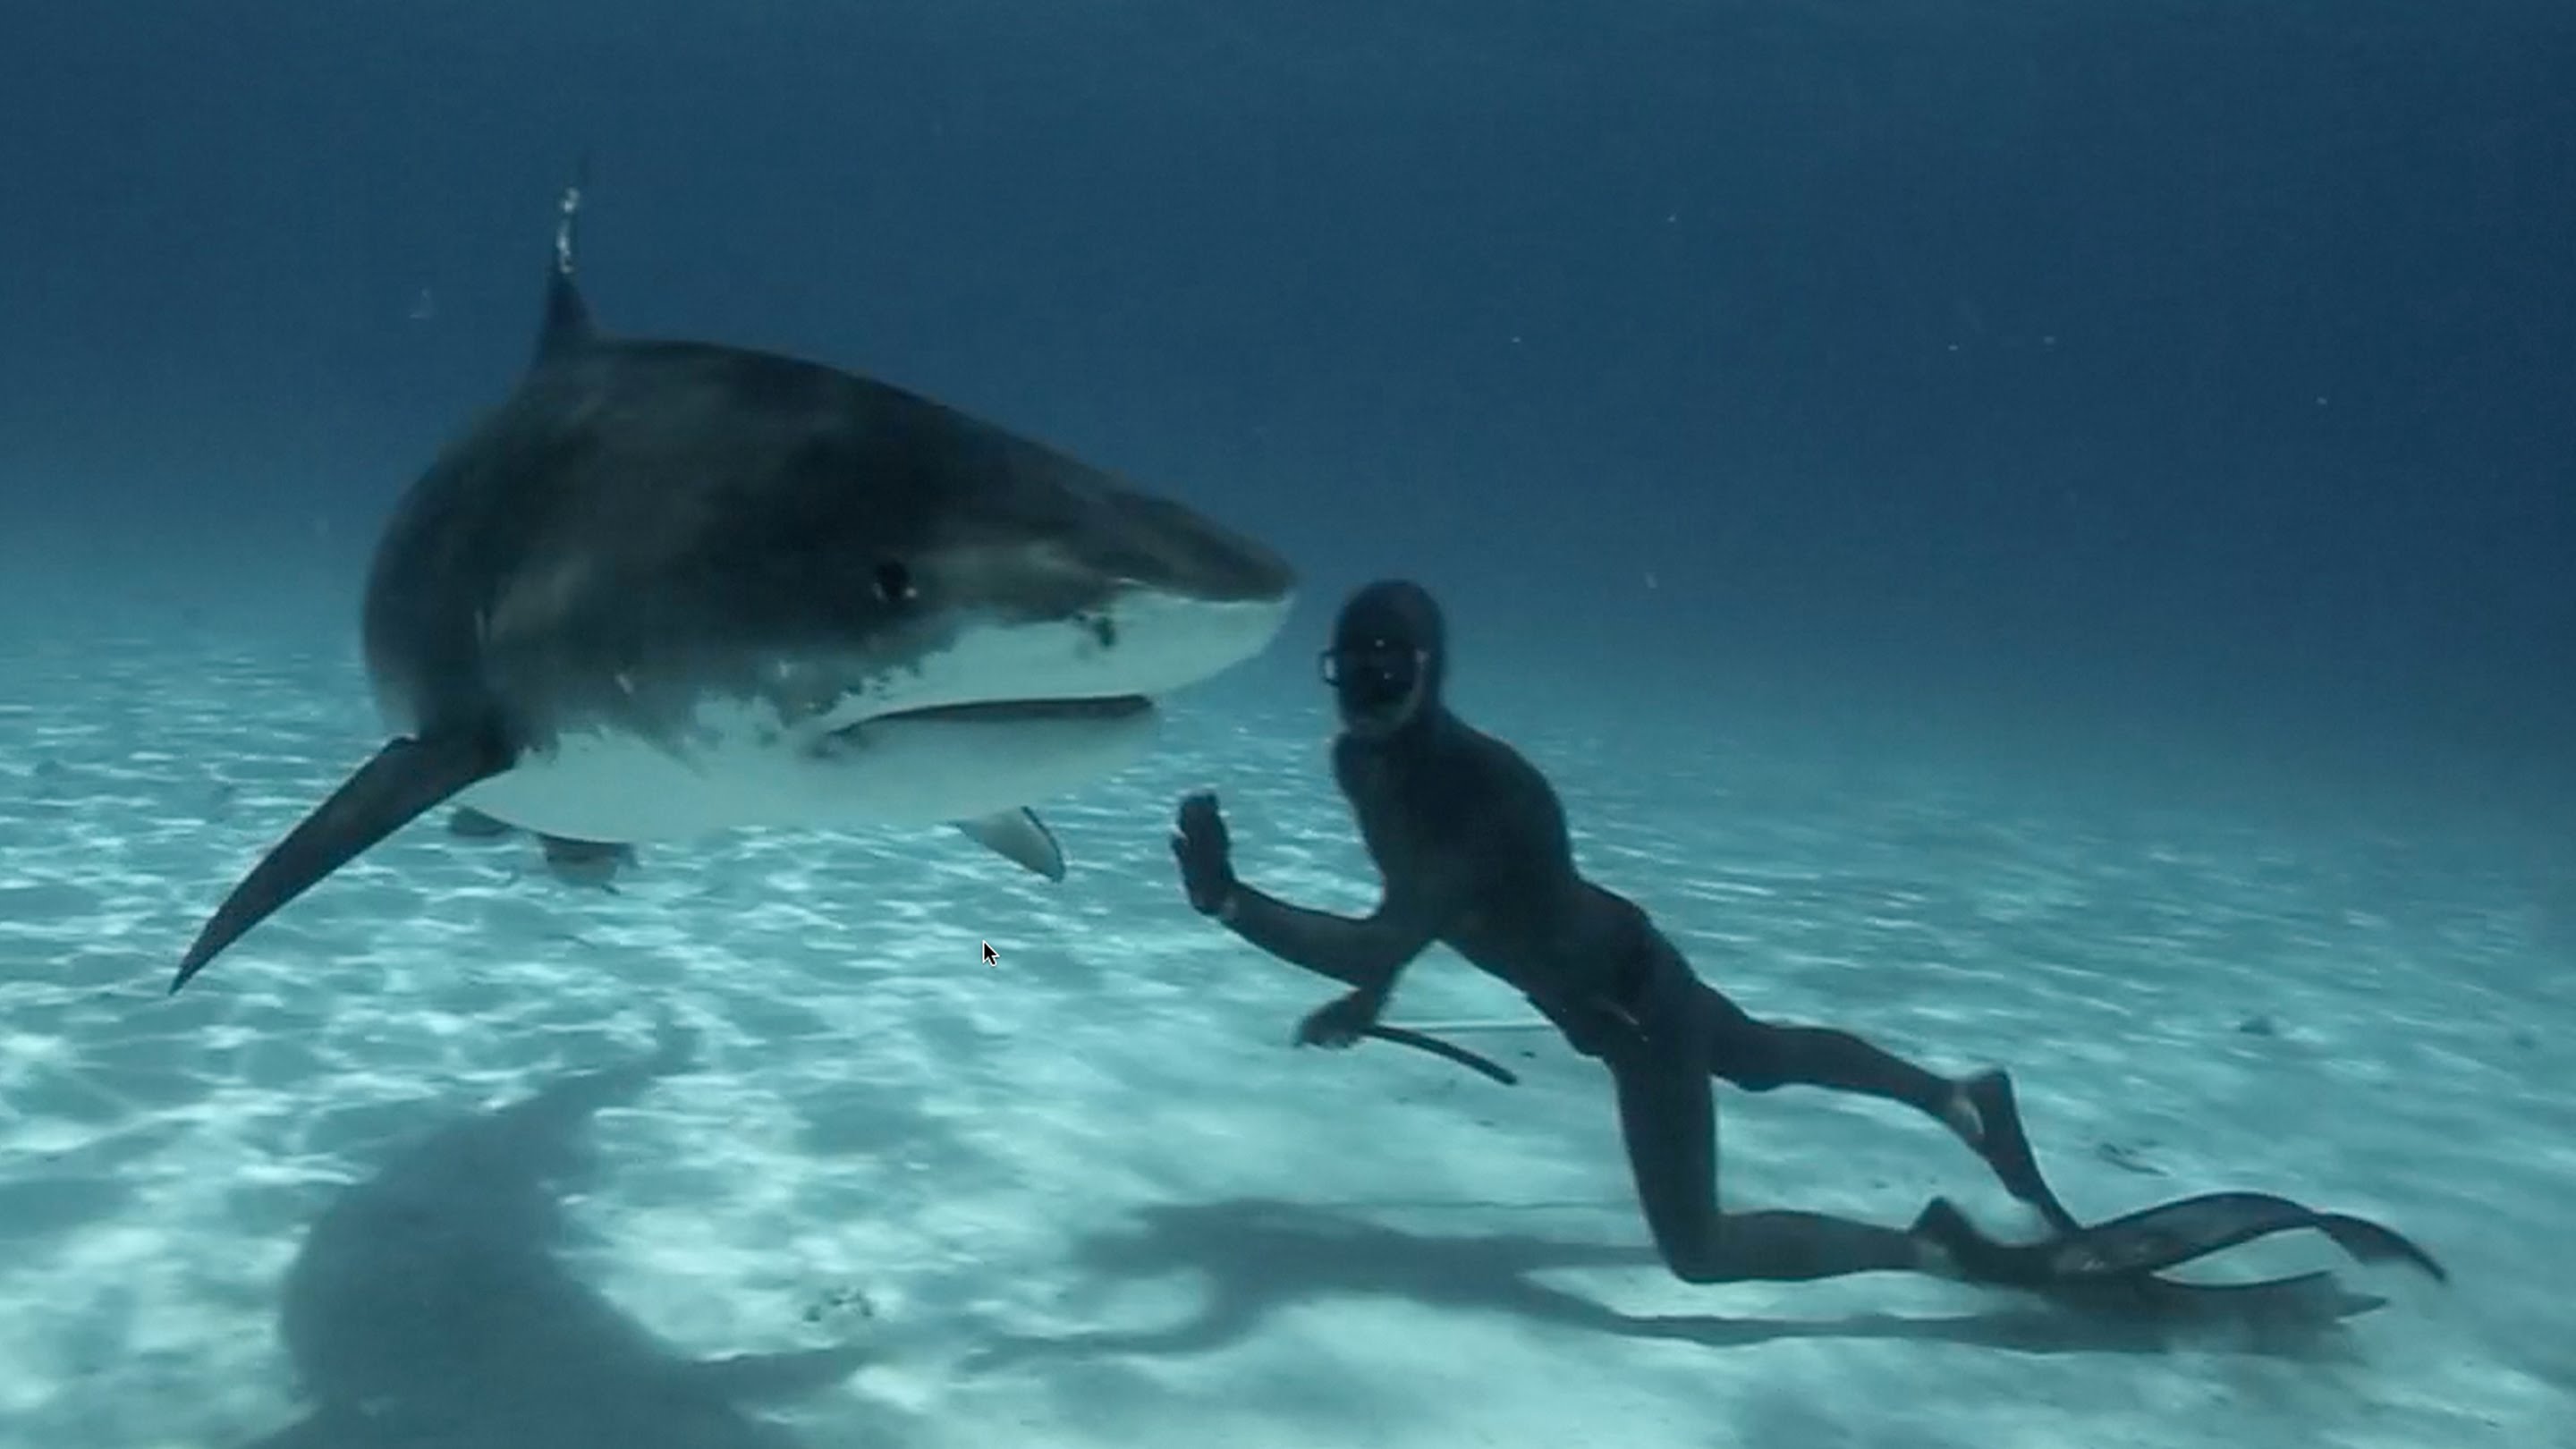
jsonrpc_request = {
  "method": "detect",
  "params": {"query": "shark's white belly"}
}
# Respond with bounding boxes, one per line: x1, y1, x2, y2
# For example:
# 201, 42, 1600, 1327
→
457, 699, 1162, 841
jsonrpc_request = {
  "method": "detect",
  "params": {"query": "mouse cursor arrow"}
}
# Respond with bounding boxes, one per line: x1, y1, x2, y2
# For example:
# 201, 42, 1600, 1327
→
980, 941, 998, 968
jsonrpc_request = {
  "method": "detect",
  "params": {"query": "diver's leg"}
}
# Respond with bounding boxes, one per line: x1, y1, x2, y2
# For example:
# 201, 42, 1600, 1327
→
1699, 981, 1956, 1114
1698, 982, 2077, 1230
1609, 970, 1928, 1284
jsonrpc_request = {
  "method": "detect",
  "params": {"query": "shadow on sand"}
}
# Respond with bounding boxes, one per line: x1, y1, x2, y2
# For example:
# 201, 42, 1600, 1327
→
968, 1196, 2380, 1371
238, 1023, 875, 1449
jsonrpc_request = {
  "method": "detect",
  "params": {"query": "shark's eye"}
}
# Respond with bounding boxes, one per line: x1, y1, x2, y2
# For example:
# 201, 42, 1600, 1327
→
872, 560, 916, 606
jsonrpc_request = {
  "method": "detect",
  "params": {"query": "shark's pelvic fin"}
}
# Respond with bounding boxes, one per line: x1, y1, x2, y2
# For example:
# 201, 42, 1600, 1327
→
953, 808, 1068, 881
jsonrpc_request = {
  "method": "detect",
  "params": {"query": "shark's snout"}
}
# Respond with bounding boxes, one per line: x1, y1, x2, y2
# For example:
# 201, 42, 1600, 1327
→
1091, 489, 1296, 606
904, 476, 1295, 707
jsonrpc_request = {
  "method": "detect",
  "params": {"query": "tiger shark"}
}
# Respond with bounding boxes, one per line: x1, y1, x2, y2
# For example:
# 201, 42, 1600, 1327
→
170, 170, 1294, 990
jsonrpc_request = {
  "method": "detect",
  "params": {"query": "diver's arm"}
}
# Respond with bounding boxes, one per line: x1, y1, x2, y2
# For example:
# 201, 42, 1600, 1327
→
1172, 785, 1449, 993
1214, 884, 1438, 995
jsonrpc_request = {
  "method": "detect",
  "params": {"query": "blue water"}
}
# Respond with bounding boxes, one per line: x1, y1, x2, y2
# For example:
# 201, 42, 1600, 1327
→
3, 3, 2572, 1446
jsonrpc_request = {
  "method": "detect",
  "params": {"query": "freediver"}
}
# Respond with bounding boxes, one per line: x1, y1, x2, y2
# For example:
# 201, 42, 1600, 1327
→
1169, 579, 2445, 1294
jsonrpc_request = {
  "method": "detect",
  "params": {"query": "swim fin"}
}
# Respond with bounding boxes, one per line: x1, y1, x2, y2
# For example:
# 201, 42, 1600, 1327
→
1913, 1188, 2446, 1293
2039, 1190, 2445, 1284
1930, 1074, 2447, 1298
1961, 1069, 2082, 1233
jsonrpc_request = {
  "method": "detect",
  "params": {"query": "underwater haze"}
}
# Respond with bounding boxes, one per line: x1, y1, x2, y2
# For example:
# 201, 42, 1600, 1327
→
1, 3, 2571, 1447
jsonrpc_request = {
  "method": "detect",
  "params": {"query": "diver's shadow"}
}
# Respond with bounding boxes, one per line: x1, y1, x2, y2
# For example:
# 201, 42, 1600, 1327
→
969, 1197, 2364, 1370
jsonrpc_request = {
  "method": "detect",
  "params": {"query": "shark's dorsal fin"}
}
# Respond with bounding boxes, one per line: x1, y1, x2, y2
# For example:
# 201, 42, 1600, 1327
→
533, 155, 598, 369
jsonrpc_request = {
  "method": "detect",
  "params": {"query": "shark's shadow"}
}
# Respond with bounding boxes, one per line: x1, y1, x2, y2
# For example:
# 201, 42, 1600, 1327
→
969, 1197, 2378, 1371
239, 1025, 869, 1449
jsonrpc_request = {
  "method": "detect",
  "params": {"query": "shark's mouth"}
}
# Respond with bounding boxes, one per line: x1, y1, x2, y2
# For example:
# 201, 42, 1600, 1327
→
868, 694, 1156, 725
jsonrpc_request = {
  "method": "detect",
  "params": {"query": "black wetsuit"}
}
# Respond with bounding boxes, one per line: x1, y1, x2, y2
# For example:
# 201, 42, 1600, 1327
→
1201, 707, 1985, 1283
1176, 579, 2447, 1298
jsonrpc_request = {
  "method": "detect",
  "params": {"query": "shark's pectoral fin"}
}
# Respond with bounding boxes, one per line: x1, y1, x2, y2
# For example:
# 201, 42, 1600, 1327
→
171, 729, 512, 993
672, 1343, 870, 1402
953, 809, 1067, 881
